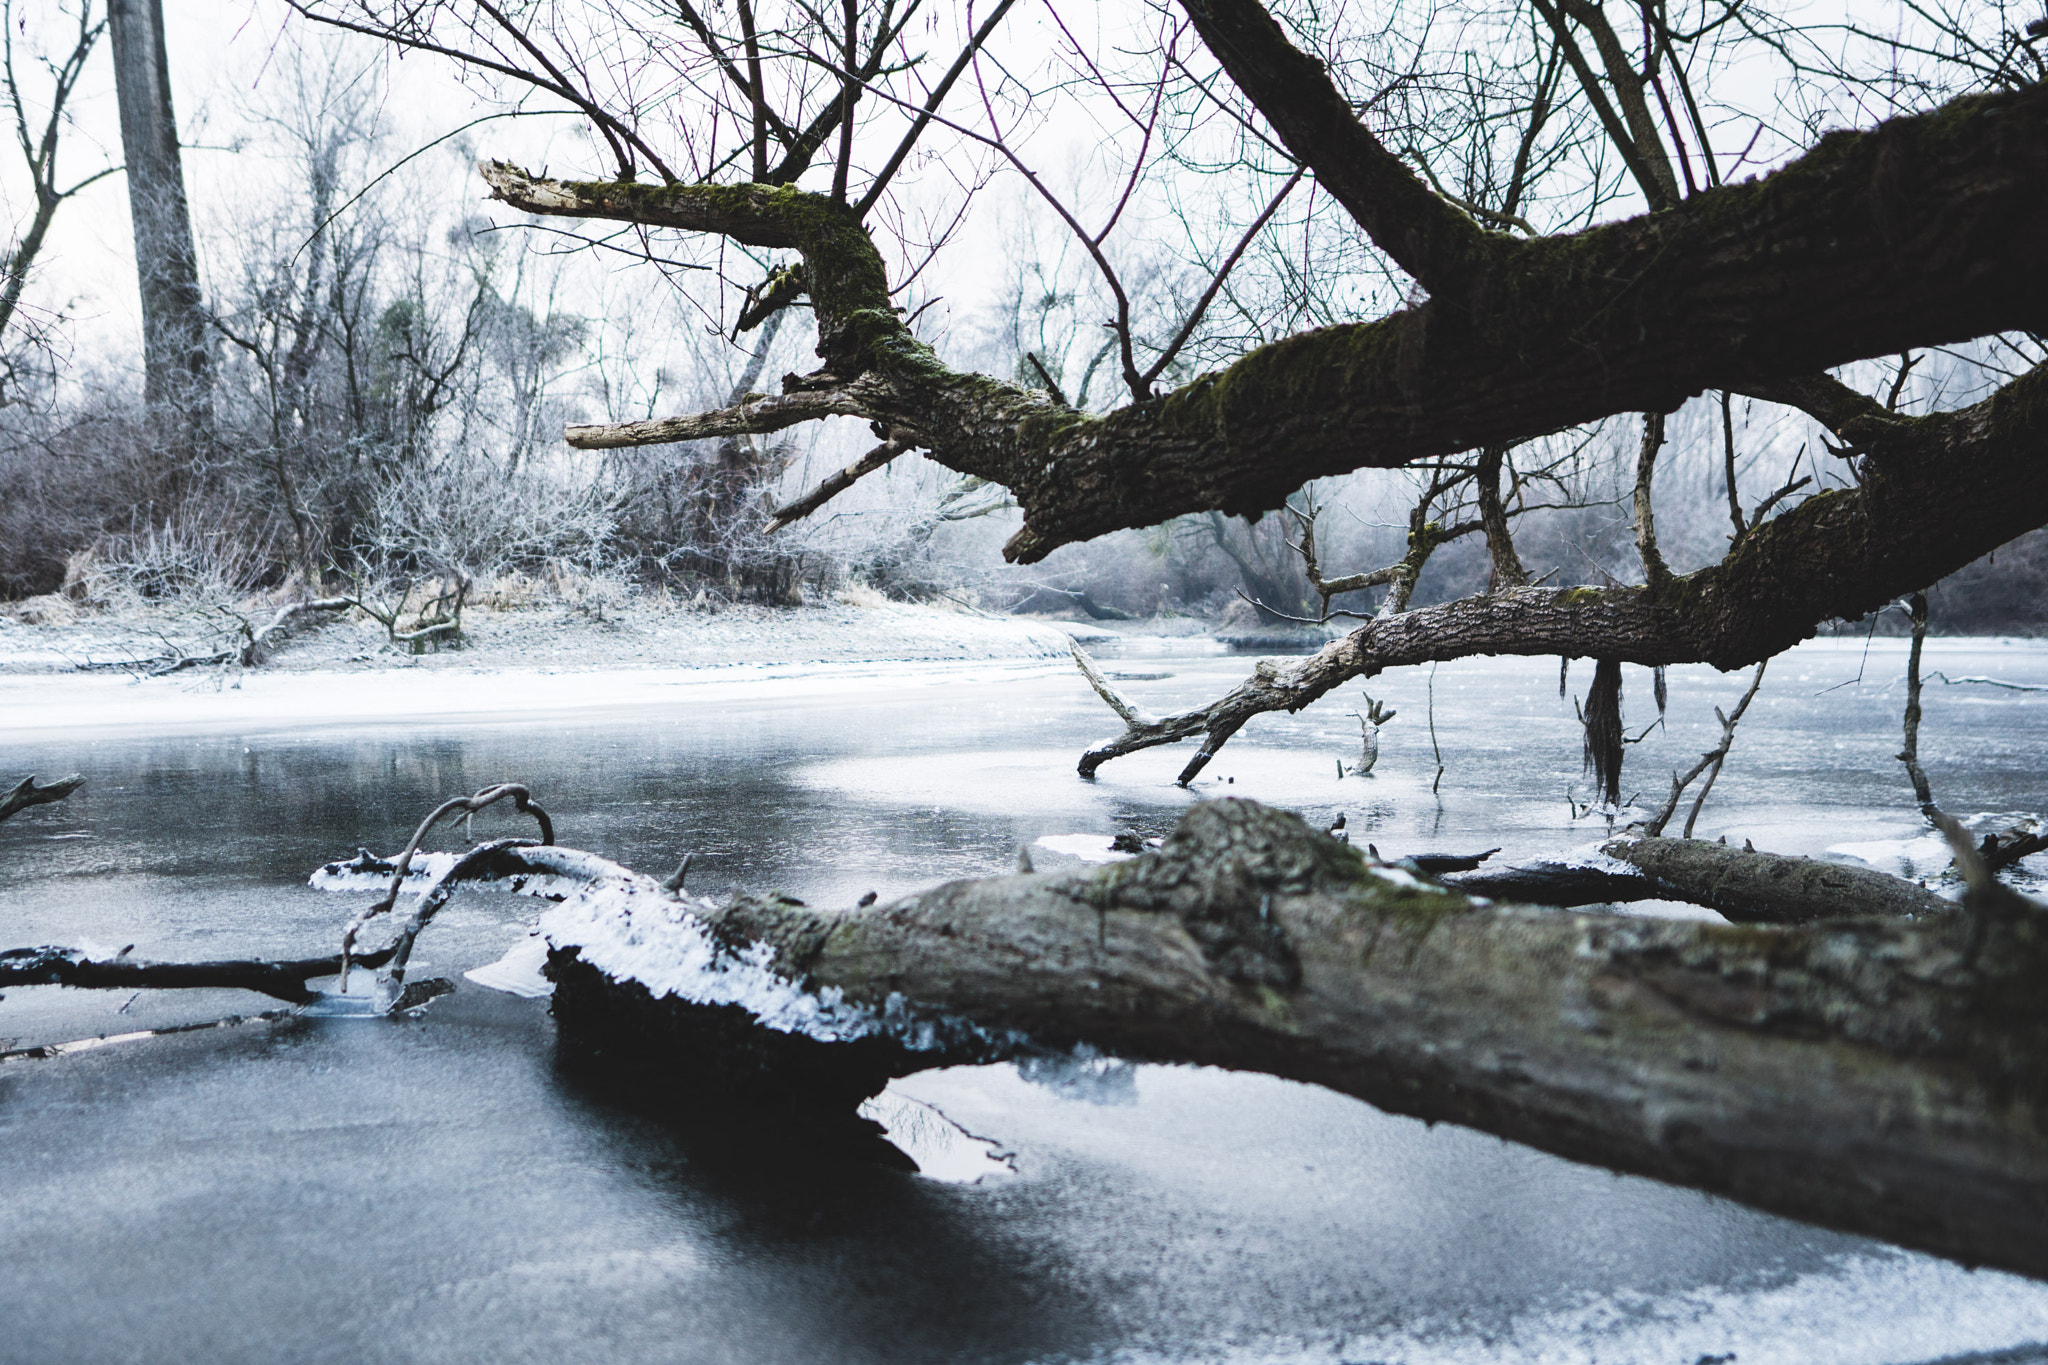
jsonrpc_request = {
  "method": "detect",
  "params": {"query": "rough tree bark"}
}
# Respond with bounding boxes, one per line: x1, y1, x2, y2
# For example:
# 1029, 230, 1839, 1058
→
106, 0, 208, 427
524, 799, 2048, 1281
481, 82, 2048, 564
481, 53, 2048, 775
1068, 362, 2048, 777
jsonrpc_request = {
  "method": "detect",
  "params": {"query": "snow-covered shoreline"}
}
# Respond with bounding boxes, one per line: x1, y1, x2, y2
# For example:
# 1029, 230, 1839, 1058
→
0, 598, 1100, 738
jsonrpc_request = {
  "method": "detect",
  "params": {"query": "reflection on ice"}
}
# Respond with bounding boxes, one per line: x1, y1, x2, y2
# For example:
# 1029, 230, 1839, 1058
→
1830, 811, 2045, 893
1013, 1045, 1139, 1105
1829, 833, 1957, 882
297, 967, 396, 1016
856, 1087, 1014, 1183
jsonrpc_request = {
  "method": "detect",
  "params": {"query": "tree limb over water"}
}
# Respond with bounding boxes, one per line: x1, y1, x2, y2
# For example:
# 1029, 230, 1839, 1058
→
11, 790, 2039, 1278
530, 799, 2048, 1282
483, 82, 2048, 565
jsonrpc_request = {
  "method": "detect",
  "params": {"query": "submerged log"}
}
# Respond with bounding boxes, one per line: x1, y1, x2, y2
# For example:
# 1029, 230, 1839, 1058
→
535, 800, 2048, 1281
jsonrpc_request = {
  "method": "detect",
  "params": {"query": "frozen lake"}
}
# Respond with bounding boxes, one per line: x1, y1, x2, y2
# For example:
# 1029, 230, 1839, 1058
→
3, 635, 2047, 1363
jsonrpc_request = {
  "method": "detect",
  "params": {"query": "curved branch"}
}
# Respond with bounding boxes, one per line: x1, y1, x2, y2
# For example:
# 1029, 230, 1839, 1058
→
487, 85, 2048, 563
1075, 358, 2048, 773
0, 774, 82, 823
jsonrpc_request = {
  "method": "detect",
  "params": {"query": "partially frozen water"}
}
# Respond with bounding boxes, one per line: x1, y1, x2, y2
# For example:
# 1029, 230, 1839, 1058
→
3, 636, 2046, 1363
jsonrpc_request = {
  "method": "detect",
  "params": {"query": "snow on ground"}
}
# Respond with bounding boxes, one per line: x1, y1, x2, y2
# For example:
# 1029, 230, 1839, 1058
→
0, 597, 1103, 737
0, 593, 1080, 674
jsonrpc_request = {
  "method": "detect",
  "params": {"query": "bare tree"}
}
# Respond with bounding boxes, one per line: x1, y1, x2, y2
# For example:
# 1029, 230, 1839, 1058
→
0, 0, 115, 398
106, 0, 209, 442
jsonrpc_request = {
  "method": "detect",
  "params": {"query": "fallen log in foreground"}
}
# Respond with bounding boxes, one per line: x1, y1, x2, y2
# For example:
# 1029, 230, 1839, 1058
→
534, 800, 2048, 1281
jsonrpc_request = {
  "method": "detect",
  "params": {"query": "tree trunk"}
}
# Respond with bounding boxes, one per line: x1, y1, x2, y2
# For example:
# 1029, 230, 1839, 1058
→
1447, 834, 1956, 922
106, 0, 208, 440
530, 799, 2048, 1282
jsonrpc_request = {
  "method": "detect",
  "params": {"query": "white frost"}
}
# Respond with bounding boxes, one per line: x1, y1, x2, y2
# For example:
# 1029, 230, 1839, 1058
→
538, 876, 1008, 1055
856, 1088, 1014, 1183
1551, 841, 1643, 875
1829, 835, 1954, 878
538, 879, 891, 1044
308, 850, 462, 890
1034, 834, 1136, 864
1370, 865, 1450, 893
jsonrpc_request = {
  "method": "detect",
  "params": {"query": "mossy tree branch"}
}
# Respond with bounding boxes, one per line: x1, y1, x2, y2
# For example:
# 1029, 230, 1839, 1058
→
1073, 361, 2048, 773
488, 82, 2048, 561
544, 799, 2048, 1282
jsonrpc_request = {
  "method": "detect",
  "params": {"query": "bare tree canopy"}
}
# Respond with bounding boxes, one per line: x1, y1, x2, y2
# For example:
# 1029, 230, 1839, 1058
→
281, 0, 2048, 779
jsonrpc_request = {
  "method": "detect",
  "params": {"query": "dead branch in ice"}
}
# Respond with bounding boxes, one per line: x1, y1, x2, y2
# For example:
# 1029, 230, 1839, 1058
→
339, 783, 554, 987
1600, 834, 1954, 922
0, 837, 629, 1008
1642, 661, 1768, 837
1929, 672, 2048, 693
0, 941, 402, 1005
1899, 591, 1943, 821
534, 797, 2048, 1281
1344, 695, 1396, 776
0, 774, 83, 824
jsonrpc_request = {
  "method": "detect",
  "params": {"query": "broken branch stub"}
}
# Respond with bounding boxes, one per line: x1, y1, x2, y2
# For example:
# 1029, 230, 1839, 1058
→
0, 774, 83, 824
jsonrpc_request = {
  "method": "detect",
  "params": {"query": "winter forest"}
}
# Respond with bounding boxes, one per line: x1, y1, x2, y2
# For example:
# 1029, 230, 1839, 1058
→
4, 0, 2048, 1361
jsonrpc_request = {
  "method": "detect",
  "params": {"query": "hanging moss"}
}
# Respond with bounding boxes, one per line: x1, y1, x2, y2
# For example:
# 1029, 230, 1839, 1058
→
1582, 658, 1624, 806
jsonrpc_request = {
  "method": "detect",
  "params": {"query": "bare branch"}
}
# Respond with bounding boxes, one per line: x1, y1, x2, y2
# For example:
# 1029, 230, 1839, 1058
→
0, 773, 83, 823
565, 384, 884, 449
763, 434, 910, 533
1641, 661, 1768, 838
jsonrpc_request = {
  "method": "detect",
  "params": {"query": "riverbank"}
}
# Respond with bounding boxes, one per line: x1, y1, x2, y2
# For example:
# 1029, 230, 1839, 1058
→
0, 587, 1113, 675
0, 592, 1146, 736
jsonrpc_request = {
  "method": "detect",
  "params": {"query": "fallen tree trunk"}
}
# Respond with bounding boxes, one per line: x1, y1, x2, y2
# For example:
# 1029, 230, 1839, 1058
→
1449, 835, 1956, 922
20, 798, 2035, 1276
533, 799, 2048, 1281
0, 941, 398, 1004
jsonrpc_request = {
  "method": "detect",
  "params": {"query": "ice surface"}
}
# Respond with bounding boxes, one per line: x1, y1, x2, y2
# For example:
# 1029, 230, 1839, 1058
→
1090, 1249, 2048, 1365
463, 934, 554, 998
